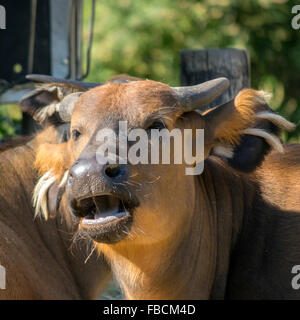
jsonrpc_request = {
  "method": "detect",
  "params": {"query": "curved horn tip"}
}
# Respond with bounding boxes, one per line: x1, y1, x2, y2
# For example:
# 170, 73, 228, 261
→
172, 77, 230, 111
199, 77, 230, 89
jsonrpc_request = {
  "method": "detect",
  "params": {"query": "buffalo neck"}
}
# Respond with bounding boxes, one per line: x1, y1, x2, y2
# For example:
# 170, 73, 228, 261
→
201, 157, 256, 299
97, 156, 255, 299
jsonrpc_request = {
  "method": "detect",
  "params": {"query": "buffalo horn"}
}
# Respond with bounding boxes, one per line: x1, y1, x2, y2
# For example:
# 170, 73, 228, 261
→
172, 77, 230, 111
58, 92, 83, 122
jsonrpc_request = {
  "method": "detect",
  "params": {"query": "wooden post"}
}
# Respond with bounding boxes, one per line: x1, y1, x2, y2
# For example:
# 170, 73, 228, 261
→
180, 48, 250, 106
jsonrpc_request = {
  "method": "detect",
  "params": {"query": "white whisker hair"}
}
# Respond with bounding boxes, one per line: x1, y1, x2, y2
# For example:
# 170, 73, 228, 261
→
242, 128, 284, 153
146, 175, 161, 184
59, 170, 69, 188
84, 244, 96, 264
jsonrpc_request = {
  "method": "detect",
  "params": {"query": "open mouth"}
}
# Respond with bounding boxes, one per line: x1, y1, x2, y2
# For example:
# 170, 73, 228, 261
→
74, 194, 132, 227
80, 195, 129, 226
70, 192, 137, 243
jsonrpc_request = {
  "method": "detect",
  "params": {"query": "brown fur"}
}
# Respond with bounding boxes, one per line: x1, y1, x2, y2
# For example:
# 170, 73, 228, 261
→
95, 146, 300, 300
225, 145, 300, 299
206, 89, 273, 145
72, 80, 179, 125
0, 130, 111, 299
255, 144, 300, 212
33, 79, 300, 299
0, 136, 33, 153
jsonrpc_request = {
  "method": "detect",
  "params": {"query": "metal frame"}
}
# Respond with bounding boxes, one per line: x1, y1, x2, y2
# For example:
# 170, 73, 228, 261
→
0, 0, 85, 104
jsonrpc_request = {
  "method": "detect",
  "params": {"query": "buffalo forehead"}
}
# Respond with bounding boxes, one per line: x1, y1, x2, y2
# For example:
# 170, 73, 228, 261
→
71, 80, 178, 126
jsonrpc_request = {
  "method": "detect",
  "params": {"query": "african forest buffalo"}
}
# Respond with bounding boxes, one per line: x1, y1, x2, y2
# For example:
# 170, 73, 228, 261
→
0, 78, 111, 299
32, 76, 300, 299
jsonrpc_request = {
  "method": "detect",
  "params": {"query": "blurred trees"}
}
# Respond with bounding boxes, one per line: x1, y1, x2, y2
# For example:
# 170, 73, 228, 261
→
0, 105, 21, 139
83, 0, 300, 141
1, 0, 299, 141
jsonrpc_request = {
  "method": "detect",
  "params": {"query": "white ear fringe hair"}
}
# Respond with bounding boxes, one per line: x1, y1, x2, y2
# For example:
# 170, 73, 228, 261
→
34, 86, 64, 122
33, 170, 68, 220
213, 110, 296, 159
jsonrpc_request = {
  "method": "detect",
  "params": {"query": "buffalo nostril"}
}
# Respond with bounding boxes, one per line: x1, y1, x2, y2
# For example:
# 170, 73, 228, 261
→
104, 164, 123, 179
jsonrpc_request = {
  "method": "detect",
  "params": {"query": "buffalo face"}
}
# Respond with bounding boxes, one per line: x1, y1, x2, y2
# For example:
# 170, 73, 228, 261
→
33, 77, 290, 248
63, 78, 229, 245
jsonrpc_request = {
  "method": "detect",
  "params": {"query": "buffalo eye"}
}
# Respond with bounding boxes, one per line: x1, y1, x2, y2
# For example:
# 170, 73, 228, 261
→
146, 120, 166, 130
72, 129, 81, 141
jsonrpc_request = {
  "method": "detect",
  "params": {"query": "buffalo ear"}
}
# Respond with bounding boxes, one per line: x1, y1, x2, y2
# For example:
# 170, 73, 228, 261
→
204, 89, 296, 172
20, 85, 62, 125
19, 83, 84, 126
225, 121, 279, 172
214, 121, 279, 172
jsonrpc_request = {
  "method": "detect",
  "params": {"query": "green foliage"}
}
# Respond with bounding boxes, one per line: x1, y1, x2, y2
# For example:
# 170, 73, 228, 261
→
0, 104, 22, 140
1, 1, 299, 141
83, 0, 300, 141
